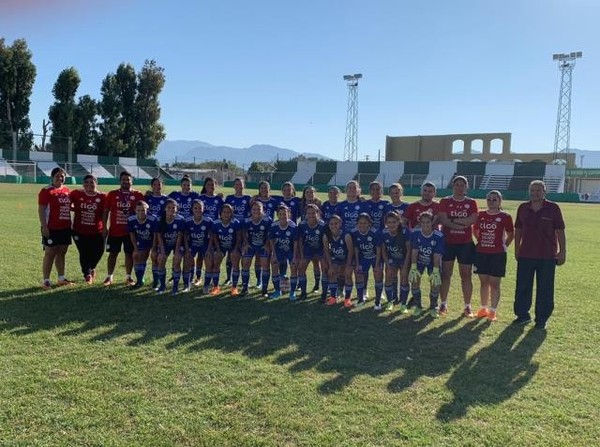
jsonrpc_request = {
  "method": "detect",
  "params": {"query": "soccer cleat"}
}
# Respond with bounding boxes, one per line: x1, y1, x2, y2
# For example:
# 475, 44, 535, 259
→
254, 282, 262, 289
412, 306, 423, 317
269, 290, 282, 299
535, 321, 547, 330
57, 278, 75, 287
181, 287, 190, 293
487, 310, 497, 322
326, 296, 337, 306
156, 285, 166, 294
90, 269, 97, 281
125, 278, 136, 287
239, 288, 249, 297
386, 301, 394, 311
356, 299, 366, 308
103, 277, 113, 287
374, 303, 382, 311
463, 307, 475, 318
210, 286, 221, 296
476, 308, 490, 319
42, 280, 52, 290
430, 308, 440, 319
399, 304, 409, 314
84, 274, 93, 284
311, 284, 320, 293
299, 291, 308, 301
439, 303, 448, 315
289, 291, 297, 302
222, 279, 232, 287
343, 298, 353, 308
131, 282, 144, 290
231, 287, 239, 297
512, 316, 532, 325
262, 292, 270, 299
193, 278, 203, 287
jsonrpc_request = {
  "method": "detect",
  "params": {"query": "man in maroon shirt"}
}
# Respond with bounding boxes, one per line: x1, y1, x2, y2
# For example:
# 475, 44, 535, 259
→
513, 180, 566, 329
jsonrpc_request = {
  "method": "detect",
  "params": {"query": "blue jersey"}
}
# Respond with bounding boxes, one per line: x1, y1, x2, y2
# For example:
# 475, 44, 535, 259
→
199, 194, 224, 221
353, 229, 379, 261
384, 202, 410, 221
379, 227, 411, 265
145, 194, 168, 218
186, 216, 213, 253
298, 220, 326, 255
168, 191, 199, 219
367, 199, 390, 232
212, 219, 241, 251
225, 194, 252, 220
321, 201, 340, 223
244, 216, 272, 248
158, 215, 185, 249
269, 221, 297, 255
256, 197, 280, 220
276, 196, 301, 223
337, 200, 370, 233
128, 215, 157, 251
410, 229, 445, 268
328, 231, 351, 264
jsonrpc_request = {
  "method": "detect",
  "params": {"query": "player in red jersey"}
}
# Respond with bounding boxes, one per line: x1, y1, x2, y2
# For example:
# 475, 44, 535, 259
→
38, 167, 74, 289
70, 174, 106, 284
437, 176, 479, 317
405, 182, 440, 230
102, 171, 145, 286
473, 190, 514, 321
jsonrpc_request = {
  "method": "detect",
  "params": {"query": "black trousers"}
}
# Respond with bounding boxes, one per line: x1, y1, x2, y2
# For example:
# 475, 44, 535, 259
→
514, 257, 556, 324
73, 232, 105, 276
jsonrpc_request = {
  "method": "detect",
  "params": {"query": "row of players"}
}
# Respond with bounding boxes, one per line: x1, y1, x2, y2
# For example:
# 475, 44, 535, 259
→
39, 168, 515, 319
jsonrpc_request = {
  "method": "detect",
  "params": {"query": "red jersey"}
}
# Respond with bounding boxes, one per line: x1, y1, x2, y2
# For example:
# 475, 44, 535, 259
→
405, 201, 440, 229
70, 189, 107, 235
105, 188, 145, 237
38, 185, 72, 230
475, 211, 514, 254
439, 196, 478, 244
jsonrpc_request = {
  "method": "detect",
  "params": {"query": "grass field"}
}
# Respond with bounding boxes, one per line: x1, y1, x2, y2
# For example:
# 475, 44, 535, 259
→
0, 183, 599, 446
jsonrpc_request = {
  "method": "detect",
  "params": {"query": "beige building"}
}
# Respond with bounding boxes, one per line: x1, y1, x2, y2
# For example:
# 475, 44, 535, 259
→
385, 132, 576, 167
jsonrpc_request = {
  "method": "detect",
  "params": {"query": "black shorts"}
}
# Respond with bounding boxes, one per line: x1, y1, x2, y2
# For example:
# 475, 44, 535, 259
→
442, 242, 475, 264
474, 252, 507, 277
106, 235, 134, 254
42, 228, 72, 247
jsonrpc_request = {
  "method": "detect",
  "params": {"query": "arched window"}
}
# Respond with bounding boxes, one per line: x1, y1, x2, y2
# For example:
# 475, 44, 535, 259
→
471, 139, 483, 155
452, 140, 464, 154
490, 138, 503, 154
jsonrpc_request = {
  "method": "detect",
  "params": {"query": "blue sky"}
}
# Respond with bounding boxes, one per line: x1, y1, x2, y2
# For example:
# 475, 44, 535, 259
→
2, 0, 599, 160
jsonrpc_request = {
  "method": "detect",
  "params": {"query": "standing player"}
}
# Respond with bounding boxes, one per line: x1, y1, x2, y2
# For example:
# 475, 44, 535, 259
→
199, 177, 224, 221
268, 205, 299, 301
240, 202, 272, 297
437, 176, 478, 317
366, 181, 390, 233
384, 183, 410, 227
128, 200, 158, 288
323, 214, 354, 306
103, 171, 145, 286
300, 185, 322, 220
275, 182, 301, 223
70, 174, 106, 284
378, 211, 411, 312
210, 204, 242, 296
145, 177, 168, 288
473, 190, 514, 321
184, 199, 214, 294
38, 167, 73, 289
155, 199, 186, 294
297, 204, 327, 301
169, 175, 199, 220
408, 212, 445, 317
337, 180, 369, 233
253, 181, 280, 220
225, 177, 252, 221
352, 213, 381, 307
405, 182, 440, 230
321, 186, 341, 223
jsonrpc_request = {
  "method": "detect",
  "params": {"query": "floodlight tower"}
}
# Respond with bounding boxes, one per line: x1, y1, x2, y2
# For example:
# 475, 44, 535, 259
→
552, 51, 582, 162
343, 73, 362, 161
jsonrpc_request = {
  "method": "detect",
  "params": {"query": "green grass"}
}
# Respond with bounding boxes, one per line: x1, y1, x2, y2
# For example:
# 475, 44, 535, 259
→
0, 183, 599, 446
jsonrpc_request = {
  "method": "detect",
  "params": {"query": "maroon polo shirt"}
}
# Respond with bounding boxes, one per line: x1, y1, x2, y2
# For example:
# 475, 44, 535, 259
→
515, 199, 565, 260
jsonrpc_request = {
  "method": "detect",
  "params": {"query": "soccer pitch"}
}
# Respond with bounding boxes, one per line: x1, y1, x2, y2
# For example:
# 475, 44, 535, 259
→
0, 183, 598, 446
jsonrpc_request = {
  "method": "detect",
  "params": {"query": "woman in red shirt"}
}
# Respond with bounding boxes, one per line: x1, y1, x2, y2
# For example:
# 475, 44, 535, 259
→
473, 190, 514, 321
70, 174, 106, 284
38, 167, 73, 289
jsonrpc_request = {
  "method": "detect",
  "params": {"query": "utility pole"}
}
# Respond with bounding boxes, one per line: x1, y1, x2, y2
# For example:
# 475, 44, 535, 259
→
343, 73, 362, 161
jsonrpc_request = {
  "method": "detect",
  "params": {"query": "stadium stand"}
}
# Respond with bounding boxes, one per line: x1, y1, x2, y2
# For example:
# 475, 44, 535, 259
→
332, 161, 358, 186
378, 161, 404, 187
451, 161, 486, 189
400, 161, 429, 188
509, 162, 546, 191
544, 164, 566, 193
354, 161, 380, 187
0, 158, 19, 176
118, 157, 153, 180
76, 155, 115, 178
290, 160, 316, 185
309, 161, 336, 185
426, 161, 456, 189
480, 162, 514, 190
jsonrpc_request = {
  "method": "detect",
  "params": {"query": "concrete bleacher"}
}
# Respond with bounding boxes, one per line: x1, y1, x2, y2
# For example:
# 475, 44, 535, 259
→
480, 162, 514, 190
509, 162, 546, 191
377, 161, 404, 187
399, 161, 429, 188
330, 161, 358, 186
354, 161, 380, 187
451, 161, 486, 189
310, 160, 337, 185
290, 161, 316, 185
0, 159, 19, 176
426, 161, 456, 189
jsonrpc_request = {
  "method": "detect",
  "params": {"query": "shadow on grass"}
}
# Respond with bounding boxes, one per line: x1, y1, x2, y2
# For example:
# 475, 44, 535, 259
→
0, 285, 545, 407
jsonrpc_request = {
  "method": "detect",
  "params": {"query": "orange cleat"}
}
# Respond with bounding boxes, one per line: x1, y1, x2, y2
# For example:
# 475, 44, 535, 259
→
210, 286, 221, 296
57, 278, 75, 287
343, 298, 353, 308
487, 310, 497, 322
230, 287, 239, 297
326, 296, 338, 306
476, 307, 490, 319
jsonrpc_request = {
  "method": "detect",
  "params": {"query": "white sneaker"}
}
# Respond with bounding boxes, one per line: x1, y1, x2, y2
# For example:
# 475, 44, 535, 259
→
374, 303, 382, 311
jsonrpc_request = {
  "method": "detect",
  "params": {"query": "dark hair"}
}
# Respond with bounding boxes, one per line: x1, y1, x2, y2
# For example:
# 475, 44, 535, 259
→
385, 211, 407, 258
119, 170, 132, 179
201, 177, 216, 195
304, 203, 321, 219
419, 210, 434, 222
301, 185, 321, 213
180, 175, 192, 185
82, 174, 97, 183
233, 177, 245, 188
357, 212, 372, 225
421, 181, 436, 191
325, 214, 342, 240
159, 198, 178, 234
151, 177, 162, 188
51, 167, 67, 177
220, 203, 234, 218
258, 180, 270, 197
136, 200, 149, 209
281, 181, 296, 197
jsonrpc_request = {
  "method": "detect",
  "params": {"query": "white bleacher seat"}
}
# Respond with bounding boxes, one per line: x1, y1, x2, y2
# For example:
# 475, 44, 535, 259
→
377, 161, 404, 187
425, 161, 456, 189
291, 161, 316, 185
330, 161, 358, 186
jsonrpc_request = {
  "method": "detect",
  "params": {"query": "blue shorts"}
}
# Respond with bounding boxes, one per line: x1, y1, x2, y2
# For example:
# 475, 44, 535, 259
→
303, 248, 323, 259
135, 240, 153, 252
275, 250, 294, 265
357, 258, 377, 273
159, 245, 184, 257
243, 245, 269, 258
189, 245, 209, 257
417, 263, 436, 275
386, 257, 406, 268
217, 245, 237, 255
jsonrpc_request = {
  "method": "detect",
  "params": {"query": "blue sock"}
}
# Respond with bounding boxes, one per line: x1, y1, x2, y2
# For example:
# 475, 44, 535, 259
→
204, 272, 212, 291
232, 270, 240, 287
290, 276, 298, 295
226, 257, 232, 281
375, 281, 384, 304
412, 288, 422, 308
321, 278, 328, 299
280, 263, 288, 278
393, 279, 399, 300
298, 275, 307, 293
314, 269, 321, 287
328, 282, 338, 298
356, 282, 365, 302
261, 270, 270, 294
255, 266, 261, 284
172, 270, 181, 293
430, 291, 440, 309
272, 274, 280, 292
158, 269, 166, 290
241, 269, 250, 289
152, 266, 159, 288
213, 272, 220, 286
183, 271, 191, 288
385, 285, 394, 303
400, 285, 410, 304
344, 285, 353, 299
134, 263, 146, 285
195, 266, 202, 281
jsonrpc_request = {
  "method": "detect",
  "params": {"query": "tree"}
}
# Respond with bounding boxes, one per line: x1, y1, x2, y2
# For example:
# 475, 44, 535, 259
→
96, 73, 125, 157
135, 59, 166, 159
48, 67, 80, 153
73, 95, 98, 154
115, 63, 138, 156
0, 38, 36, 151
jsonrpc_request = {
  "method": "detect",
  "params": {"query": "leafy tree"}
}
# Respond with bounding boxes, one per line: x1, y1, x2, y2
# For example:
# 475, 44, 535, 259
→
135, 59, 166, 159
115, 63, 138, 156
96, 73, 125, 157
0, 38, 36, 151
73, 95, 98, 154
48, 67, 80, 153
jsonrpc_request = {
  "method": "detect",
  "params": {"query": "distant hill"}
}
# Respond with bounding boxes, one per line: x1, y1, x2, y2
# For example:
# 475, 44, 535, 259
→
156, 140, 331, 166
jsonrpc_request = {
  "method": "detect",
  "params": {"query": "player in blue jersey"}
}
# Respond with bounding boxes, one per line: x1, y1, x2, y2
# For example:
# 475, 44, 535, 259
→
210, 204, 242, 296
385, 183, 410, 227
321, 186, 341, 223
145, 177, 169, 289
366, 181, 390, 233
225, 177, 252, 221
338, 180, 369, 233
378, 211, 411, 312
155, 198, 186, 294
297, 204, 327, 301
274, 182, 301, 223
169, 175, 200, 219
268, 204, 299, 301
240, 201, 272, 297
408, 211, 445, 317
184, 199, 214, 294
352, 213, 382, 307
300, 186, 324, 294
128, 200, 157, 289
323, 214, 354, 306
253, 181, 280, 220
199, 177, 225, 221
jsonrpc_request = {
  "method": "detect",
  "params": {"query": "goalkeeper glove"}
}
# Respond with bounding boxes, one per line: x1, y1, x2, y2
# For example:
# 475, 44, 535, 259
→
408, 264, 421, 283
430, 267, 442, 287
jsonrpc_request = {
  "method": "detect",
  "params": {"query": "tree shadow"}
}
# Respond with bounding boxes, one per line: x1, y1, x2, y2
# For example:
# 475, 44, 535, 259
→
436, 324, 546, 421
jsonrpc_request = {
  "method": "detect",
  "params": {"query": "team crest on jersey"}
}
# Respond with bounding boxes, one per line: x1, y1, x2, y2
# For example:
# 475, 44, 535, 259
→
260, 226, 265, 230
315, 230, 320, 234
187, 198, 192, 202
73, 235, 79, 241
495, 217, 502, 222
228, 228, 233, 233
465, 204, 470, 209
286, 231, 291, 236
95, 198, 101, 203
160, 200, 164, 204
173, 224, 178, 229
130, 195, 135, 200
379, 205, 384, 209
47, 238, 53, 244
201, 226, 206, 230
354, 205, 360, 210
242, 200, 246, 204
431, 240, 436, 246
